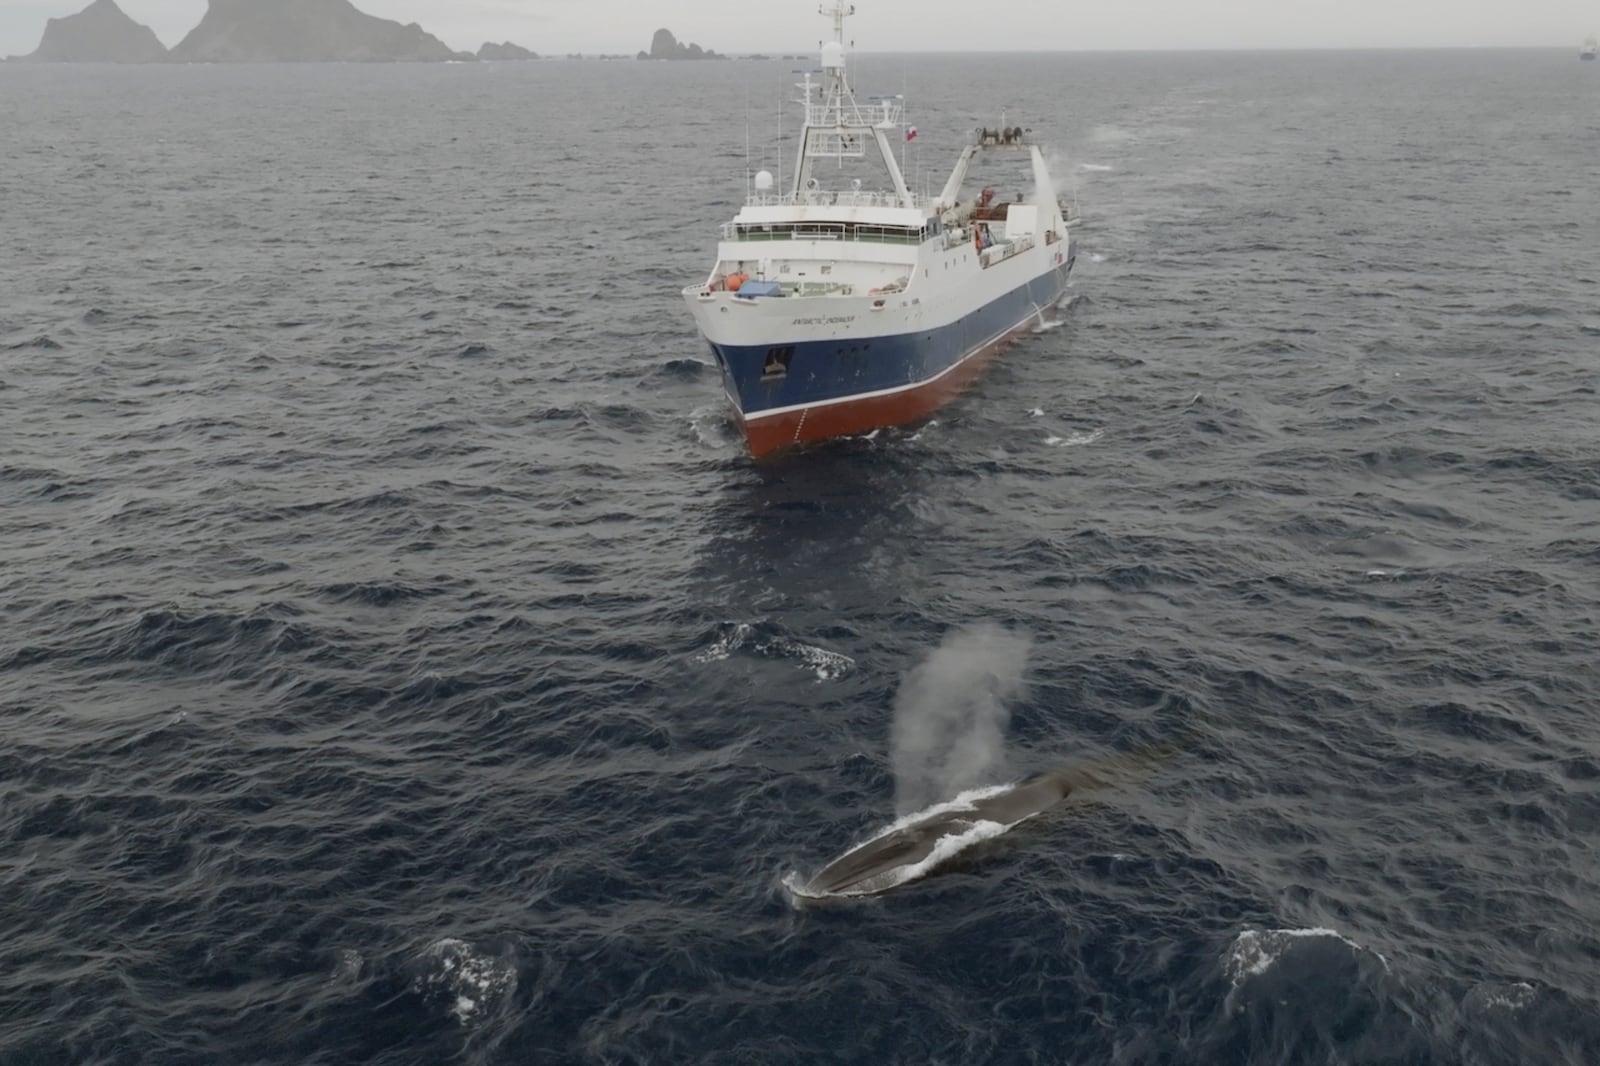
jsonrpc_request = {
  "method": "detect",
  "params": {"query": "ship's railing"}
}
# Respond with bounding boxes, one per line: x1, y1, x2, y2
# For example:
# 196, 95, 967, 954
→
804, 101, 902, 128
721, 220, 927, 245
743, 190, 920, 209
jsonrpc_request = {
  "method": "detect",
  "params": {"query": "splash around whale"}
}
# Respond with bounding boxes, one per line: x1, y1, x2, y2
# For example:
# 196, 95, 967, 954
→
788, 769, 1086, 901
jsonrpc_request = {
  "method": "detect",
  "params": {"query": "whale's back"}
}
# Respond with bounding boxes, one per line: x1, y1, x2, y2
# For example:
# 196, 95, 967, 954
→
796, 740, 1184, 900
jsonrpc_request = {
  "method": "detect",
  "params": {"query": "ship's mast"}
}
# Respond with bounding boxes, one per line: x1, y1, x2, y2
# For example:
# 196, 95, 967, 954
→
824, 0, 853, 99
787, 2, 915, 208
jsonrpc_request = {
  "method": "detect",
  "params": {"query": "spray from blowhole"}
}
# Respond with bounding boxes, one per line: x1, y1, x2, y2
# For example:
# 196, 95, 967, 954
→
889, 622, 1032, 816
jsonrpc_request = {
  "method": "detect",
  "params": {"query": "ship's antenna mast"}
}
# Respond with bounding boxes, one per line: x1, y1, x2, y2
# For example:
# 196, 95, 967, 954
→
824, 1, 853, 48
821, 0, 855, 103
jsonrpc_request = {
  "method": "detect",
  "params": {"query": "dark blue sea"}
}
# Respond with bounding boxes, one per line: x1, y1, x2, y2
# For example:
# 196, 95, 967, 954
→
3, 49, 1599, 1065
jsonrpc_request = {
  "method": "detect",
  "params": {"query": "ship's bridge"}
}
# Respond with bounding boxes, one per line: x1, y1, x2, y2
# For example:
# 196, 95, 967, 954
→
725, 195, 936, 243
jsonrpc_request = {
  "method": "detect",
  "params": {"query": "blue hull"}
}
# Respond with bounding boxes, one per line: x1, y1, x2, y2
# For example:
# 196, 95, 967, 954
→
708, 260, 1073, 418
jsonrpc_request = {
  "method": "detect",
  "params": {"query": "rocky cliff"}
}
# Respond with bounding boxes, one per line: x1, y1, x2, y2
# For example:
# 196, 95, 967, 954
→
478, 41, 537, 61
638, 29, 721, 60
21, 0, 169, 63
171, 0, 473, 63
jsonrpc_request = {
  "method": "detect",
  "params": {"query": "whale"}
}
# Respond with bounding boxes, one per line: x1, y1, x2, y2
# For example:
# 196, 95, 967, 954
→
795, 740, 1184, 900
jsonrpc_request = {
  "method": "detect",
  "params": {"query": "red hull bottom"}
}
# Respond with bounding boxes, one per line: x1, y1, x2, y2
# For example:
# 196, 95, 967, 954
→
739, 315, 1044, 459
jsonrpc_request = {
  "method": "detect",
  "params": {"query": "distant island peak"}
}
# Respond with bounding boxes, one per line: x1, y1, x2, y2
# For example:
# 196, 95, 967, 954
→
19, 0, 168, 63
14, 0, 524, 64
171, 0, 476, 63
478, 41, 538, 61
638, 28, 724, 60
10, 5, 736, 66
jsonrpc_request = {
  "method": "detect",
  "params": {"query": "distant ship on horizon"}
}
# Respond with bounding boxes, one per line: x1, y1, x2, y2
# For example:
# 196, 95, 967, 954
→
1583, 35, 1598, 60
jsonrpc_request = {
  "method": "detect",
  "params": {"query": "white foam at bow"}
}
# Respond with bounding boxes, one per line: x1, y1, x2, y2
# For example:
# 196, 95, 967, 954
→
688, 404, 739, 449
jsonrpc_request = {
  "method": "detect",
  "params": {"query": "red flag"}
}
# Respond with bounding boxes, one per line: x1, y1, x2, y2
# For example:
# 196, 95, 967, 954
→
905, 126, 918, 141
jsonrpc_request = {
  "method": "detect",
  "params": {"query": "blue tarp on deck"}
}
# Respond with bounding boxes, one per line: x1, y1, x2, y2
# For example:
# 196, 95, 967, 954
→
734, 280, 783, 298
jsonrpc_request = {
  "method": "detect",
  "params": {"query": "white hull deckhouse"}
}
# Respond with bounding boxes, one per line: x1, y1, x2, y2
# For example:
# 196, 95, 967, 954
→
682, 2, 1079, 457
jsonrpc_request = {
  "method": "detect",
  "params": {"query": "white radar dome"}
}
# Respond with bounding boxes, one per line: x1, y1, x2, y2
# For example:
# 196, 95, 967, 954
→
754, 170, 775, 191
820, 41, 845, 69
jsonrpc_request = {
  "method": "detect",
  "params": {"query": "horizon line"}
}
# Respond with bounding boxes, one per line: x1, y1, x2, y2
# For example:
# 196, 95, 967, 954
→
5, 42, 1593, 61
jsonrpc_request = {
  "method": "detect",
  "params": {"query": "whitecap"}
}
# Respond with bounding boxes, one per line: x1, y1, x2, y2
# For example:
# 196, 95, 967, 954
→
1046, 429, 1103, 447
1464, 981, 1535, 1012
767, 638, 855, 681
413, 938, 516, 1026
1224, 927, 1389, 988
1089, 253, 1107, 263
1028, 408, 1044, 417
331, 948, 363, 983
694, 623, 854, 680
693, 622, 754, 663
1078, 162, 1116, 171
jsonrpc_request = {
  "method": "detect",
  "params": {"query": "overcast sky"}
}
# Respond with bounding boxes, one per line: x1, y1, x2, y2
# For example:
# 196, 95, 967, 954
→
3, 0, 1596, 57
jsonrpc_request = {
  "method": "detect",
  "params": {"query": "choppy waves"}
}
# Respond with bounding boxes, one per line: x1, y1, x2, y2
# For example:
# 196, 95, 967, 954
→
4, 50, 1600, 1066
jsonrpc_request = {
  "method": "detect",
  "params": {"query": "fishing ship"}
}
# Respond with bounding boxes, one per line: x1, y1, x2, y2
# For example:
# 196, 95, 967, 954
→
1583, 35, 1598, 60
681, 2, 1079, 458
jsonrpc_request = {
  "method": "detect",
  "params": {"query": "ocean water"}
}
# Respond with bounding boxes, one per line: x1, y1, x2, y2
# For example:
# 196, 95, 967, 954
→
3, 49, 1599, 1065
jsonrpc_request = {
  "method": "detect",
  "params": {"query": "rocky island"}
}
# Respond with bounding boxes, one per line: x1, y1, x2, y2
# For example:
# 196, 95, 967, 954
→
16, 0, 168, 63
170, 0, 474, 62
12, 0, 560, 65
477, 41, 538, 61
637, 29, 722, 60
